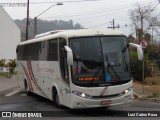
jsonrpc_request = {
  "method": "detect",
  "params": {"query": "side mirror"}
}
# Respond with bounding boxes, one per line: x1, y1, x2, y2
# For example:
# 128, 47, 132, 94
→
64, 46, 73, 65
129, 43, 143, 60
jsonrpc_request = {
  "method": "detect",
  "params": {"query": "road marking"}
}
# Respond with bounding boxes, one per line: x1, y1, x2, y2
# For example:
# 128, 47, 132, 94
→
21, 93, 27, 96
5, 90, 20, 96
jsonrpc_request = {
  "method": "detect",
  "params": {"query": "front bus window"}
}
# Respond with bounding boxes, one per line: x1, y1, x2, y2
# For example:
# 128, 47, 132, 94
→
69, 36, 131, 87
101, 37, 131, 83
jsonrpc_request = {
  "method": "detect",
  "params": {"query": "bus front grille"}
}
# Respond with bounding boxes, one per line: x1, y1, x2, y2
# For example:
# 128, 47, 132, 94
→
91, 93, 121, 99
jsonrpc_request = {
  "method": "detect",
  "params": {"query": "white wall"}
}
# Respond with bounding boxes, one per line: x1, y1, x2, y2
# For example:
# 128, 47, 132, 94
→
0, 6, 20, 59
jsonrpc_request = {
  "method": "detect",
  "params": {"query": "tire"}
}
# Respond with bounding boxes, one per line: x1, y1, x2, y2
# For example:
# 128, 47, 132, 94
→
24, 80, 31, 96
53, 90, 62, 107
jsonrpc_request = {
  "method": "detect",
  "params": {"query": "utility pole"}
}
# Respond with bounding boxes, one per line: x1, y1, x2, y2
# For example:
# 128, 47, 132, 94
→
107, 19, 120, 30
25, 0, 29, 40
34, 17, 37, 36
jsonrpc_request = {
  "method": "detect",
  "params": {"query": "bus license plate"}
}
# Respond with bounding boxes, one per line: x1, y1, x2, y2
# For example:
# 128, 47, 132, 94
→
101, 100, 112, 105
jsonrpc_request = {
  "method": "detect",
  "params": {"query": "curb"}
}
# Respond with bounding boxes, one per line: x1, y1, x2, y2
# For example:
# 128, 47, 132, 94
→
0, 75, 17, 79
143, 98, 160, 103
133, 91, 160, 102
133, 92, 143, 100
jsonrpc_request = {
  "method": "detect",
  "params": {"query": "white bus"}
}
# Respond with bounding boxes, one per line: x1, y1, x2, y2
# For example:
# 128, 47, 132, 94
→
17, 29, 143, 109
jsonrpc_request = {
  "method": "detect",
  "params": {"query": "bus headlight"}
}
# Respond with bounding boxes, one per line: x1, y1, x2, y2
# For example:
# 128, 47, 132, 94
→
121, 87, 132, 95
124, 90, 129, 94
72, 91, 92, 99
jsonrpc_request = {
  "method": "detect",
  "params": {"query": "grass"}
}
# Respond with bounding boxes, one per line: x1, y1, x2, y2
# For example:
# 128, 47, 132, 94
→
0, 72, 15, 78
144, 76, 160, 85
133, 75, 160, 98
147, 93, 160, 98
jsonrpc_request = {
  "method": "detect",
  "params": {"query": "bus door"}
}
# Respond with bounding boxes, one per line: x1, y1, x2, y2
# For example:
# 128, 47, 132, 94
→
59, 38, 71, 106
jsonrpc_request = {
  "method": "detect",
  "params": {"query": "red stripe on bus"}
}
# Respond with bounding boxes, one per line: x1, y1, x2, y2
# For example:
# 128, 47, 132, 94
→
100, 85, 108, 96
27, 60, 48, 98
26, 60, 35, 92
20, 63, 33, 92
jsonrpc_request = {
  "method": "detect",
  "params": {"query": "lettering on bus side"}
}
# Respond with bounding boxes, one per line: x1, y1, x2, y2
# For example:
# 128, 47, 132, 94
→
36, 63, 54, 74
64, 88, 71, 95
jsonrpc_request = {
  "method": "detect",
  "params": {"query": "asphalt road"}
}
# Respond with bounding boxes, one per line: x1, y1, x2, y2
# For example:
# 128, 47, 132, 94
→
0, 76, 18, 92
0, 88, 160, 120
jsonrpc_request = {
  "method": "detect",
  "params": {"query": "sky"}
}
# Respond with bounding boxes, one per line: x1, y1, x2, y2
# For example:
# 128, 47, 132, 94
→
1, 0, 160, 35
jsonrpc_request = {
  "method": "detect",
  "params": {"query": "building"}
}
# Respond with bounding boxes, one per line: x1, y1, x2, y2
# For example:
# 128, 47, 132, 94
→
0, 6, 21, 59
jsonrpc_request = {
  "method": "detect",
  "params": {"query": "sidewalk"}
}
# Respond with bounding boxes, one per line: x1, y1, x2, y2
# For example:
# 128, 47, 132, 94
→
134, 91, 160, 103
0, 76, 19, 92
133, 82, 160, 102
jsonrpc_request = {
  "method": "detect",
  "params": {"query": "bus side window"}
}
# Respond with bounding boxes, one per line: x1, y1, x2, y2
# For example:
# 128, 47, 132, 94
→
59, 38, 70, 85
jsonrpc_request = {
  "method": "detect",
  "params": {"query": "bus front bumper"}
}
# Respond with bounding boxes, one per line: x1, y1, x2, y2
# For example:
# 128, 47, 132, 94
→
70, 90, 133, 109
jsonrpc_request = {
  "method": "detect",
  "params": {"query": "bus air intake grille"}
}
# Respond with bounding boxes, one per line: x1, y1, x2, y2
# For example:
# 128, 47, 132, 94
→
92, 93, 121, 99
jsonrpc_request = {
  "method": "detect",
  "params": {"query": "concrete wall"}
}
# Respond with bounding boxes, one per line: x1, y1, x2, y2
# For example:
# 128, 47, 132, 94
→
0, 6, 21, 59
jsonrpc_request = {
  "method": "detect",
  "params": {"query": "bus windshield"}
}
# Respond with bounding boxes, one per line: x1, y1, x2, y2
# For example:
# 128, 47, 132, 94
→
69, 36, 131, 87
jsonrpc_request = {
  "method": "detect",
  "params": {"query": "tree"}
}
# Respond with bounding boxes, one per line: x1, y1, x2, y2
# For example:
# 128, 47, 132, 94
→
0, 59, 6, 71
129, 2, 160, 41
7, 59, 16, 74
128, 2, 160, 81
15, 19, 83, 40
75, 23, 83, 29
128, 35, 136, 43
136, 29, 143, 40
144, 33, 151, 42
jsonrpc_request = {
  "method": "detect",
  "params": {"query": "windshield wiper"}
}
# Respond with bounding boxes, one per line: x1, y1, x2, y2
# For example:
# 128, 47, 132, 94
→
108, 63, 122, 81
106, 54, 122, 81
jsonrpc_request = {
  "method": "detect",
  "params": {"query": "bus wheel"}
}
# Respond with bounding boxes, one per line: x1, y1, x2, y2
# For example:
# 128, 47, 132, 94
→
24, 80, 30, 96
53, 90, 62, 107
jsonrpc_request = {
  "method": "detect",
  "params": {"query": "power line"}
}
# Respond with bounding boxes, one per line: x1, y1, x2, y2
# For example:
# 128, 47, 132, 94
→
43, 0, 155, 20
29, 0, 158, 30
80, 11, 127, 21
51, 0, 158, 29
152, 2, 159, 10
88, 22, 109, 28
0, 0, 100, 7
45, 5, 135, 19
151, 0, 159, 6
30, 0, 100, 4
45, 9, 127, 22
88, 22, 129, 29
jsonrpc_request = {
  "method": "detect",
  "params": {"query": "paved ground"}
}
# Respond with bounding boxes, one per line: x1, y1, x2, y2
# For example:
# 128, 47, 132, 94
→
0, 76, 18, 92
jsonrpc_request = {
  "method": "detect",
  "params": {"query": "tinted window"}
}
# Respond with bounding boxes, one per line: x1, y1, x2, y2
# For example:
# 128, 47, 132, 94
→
17, 38, 58, 61
69, 36, 131, 87
47, 39, 58, 61
22, 42, 41, 60
17, 45, 24, 60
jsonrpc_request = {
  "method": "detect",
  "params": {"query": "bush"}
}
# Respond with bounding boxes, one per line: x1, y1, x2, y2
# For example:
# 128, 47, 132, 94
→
152, 92, 160, 98
131, 61, 149, 81
130, 51, 150, 82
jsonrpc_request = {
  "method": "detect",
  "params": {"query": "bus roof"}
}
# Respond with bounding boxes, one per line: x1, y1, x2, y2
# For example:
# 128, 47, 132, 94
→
18, 28, 124, 46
